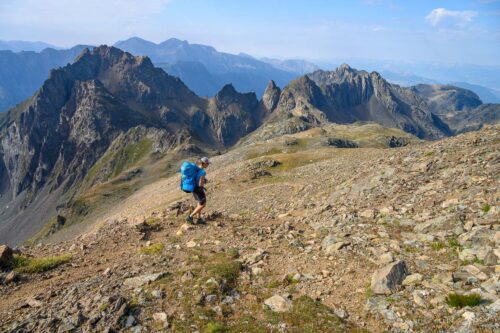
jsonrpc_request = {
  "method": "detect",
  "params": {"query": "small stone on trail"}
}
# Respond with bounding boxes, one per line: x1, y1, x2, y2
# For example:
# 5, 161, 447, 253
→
402, 273, 423, 286
0, 245, 13, 269
243, 248, 267, 265
123, 272, 168, 288
186, 240, 197, 248
378, 252, 394, 265
5, 271, 18, 284
153, 312, 168, 322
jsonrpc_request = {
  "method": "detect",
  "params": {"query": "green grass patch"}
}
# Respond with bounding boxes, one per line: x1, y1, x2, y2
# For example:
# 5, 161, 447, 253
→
85, 137, 152, 183
139, 243, 165, 255
227, 316, 268, 333
481, 204, 491, 213
273, 153, 328, 172
12, 254, 71, 273
430, 242, 445, 251
266, 296, 345, 333
99, 302, 110, 312
462, 258, 485, 266
365, 285, 374, 299
205, 321, 227, 333
284, 274, 300, 285
246, 147, 283, 160
447, 237, 462, 250
445, 293, 482, 308
85, 149, 113, 181
227, 248, 240, 259
145, 216, 161, 226
267, 280, 281, 289
208, 254, 241, 288
403, 245, 419, 253
112, 138, 152, 177
424, 151, 434, 157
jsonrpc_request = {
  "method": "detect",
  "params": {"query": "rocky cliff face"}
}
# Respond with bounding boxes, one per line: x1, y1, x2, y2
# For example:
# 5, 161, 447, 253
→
262, 80, 281, 112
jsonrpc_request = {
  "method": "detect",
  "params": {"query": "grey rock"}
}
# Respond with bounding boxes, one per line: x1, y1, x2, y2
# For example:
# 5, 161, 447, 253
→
0, 245, 13, 269
378, 252, 394, 266
4, 270, 18, 284
264, 295, 292, 312
487, 299, 500, 314
484, 251, 498, 266
371, 260, 409, 295
151, 289, 164, 299
123, 272, 168, 288
402, 273, 423, 286
262, 80, 281, 112
321, 235, 337, 250
243, 249, 267, 265
153, 312, 168, 322
125, 315, 136, 327
205, 294, 217, 304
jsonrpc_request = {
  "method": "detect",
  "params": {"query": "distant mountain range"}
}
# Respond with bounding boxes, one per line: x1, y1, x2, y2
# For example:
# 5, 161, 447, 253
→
114, 37, 302, 97
1, 37, 500, 111
0, 40, 61, 52
0, 37, 319, 111
0, 45, 91, 111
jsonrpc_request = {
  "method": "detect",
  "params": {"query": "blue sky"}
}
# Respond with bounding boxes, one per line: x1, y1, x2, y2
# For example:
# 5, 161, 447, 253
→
0, 0, 499, 65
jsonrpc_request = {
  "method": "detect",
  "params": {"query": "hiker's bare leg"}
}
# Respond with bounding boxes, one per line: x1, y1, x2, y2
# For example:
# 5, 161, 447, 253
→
190, 203, 205, 217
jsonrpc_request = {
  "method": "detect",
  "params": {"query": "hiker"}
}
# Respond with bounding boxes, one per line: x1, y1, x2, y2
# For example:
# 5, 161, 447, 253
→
181, 157, 210, 224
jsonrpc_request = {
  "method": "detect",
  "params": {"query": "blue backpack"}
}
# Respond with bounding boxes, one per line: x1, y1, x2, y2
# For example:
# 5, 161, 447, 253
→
179, 161, 200, 193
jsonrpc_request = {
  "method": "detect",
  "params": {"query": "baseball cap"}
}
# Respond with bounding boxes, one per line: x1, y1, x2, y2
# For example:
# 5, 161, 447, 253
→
201, 157, 210, 164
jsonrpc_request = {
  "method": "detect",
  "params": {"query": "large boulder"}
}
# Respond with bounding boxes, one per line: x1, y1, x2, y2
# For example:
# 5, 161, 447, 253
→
371, 260, 409, 295
264, 295, 292, 312
0, 245, 13, 269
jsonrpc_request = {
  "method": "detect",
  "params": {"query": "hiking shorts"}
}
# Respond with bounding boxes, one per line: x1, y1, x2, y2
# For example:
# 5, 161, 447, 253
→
193, 187, 206, 205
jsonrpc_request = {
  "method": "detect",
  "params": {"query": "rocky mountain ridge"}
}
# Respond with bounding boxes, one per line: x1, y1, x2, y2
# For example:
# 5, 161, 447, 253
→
252, 64, 499, 142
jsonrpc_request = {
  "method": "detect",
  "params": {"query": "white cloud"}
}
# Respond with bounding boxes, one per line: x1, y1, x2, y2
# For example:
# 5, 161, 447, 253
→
425, 8, 477, 28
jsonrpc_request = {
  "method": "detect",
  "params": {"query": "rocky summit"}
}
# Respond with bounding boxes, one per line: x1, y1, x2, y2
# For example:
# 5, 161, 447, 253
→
0, 123, 498, 332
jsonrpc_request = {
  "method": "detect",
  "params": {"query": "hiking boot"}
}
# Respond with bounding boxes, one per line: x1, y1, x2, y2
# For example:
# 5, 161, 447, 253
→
196, 218, 206, 225
185, 215, 194, 224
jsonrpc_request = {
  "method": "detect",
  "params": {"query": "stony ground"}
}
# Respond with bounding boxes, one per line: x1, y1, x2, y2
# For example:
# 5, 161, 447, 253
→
0, 124, 498, 333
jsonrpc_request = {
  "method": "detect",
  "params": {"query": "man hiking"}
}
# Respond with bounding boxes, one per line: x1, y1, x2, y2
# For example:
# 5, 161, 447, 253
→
185, 157, 210, 224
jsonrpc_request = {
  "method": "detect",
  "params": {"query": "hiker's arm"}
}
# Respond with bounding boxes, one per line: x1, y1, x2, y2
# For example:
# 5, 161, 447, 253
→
199, 176, 205, 187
